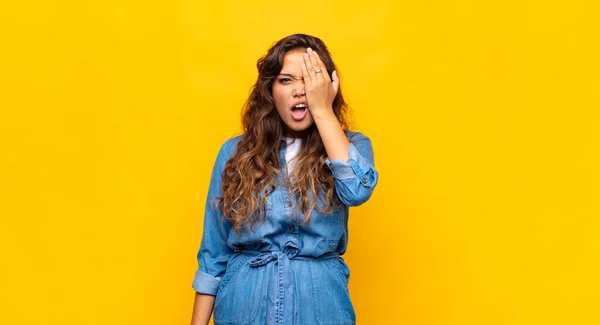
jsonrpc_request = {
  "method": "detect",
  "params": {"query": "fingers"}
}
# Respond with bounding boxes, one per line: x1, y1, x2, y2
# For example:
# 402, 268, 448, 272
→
301, 60, 310, 84
307, 48, 330, 82
301, 48, 340, 109
302, 52, 314, 84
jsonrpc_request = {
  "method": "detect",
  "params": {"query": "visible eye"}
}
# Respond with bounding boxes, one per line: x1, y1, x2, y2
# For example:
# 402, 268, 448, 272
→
278, 78, 292, 84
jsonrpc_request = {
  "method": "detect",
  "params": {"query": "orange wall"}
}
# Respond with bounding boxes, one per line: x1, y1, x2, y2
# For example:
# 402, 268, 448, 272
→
1, 1, 599, 324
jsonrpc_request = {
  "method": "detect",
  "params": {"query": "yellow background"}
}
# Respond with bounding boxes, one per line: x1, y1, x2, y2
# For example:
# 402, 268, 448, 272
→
1, 0, 599, 324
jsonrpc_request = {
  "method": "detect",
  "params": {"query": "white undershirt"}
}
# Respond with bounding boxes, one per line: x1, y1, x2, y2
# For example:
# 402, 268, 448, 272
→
284, 137, 302, 175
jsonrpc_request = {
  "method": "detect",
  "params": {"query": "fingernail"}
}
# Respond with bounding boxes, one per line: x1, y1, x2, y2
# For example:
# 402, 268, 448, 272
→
307, 47, 312, 52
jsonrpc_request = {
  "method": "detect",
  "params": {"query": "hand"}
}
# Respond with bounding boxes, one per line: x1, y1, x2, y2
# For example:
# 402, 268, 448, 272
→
301, 47, 340, 116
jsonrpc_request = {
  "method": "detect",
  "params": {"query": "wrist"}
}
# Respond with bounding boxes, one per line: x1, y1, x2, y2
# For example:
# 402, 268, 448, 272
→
310, 107, 335, 121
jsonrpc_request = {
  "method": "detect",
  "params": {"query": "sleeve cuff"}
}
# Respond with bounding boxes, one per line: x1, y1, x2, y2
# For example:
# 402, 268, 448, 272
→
325, 143, 370, 181
192, 270, 221, 295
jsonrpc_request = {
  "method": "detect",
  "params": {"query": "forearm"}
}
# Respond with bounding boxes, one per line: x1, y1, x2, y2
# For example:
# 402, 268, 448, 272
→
190, 293, 215, 325
312, 109, 350, 161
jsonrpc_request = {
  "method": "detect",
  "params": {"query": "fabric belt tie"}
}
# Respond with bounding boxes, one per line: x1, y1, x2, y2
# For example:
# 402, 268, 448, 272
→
239, 249, 339, 325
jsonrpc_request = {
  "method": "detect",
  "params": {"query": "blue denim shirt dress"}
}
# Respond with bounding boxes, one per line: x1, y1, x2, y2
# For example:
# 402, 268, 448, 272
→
192, 131, 378, 325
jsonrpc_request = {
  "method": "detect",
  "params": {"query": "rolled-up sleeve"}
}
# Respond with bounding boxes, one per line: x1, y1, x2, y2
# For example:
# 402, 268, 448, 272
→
192, 141, 234, 295
325, 132, 378, 206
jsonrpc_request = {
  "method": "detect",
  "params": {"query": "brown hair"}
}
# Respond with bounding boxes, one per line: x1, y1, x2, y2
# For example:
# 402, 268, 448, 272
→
218, 34, 350, 234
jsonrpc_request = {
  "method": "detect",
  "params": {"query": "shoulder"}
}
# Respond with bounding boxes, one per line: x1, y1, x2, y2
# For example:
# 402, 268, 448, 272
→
221, 134, 244, 155
216, 134, 244, 162
344, 130, 375, 159
219, 135, 244, 160
345, 130, 373, 145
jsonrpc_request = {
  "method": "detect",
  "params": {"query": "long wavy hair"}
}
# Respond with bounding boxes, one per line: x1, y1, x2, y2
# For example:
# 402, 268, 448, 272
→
217, 34, 350, 234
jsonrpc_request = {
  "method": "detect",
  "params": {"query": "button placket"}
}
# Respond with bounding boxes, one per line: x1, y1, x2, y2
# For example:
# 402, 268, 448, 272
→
279, 141, 296, 234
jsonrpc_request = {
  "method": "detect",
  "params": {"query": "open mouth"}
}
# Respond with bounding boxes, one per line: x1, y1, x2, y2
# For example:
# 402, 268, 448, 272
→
291, 103, 308, 121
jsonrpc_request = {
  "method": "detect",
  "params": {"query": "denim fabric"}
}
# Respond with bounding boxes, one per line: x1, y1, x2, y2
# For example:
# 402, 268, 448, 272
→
192, 131, 378, 325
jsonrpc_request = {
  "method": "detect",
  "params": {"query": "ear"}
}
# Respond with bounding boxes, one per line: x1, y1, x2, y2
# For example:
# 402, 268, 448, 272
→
331, 70, 340, 95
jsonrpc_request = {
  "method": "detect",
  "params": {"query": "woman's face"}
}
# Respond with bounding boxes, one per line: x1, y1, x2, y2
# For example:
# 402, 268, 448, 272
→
272, 48, 314, 137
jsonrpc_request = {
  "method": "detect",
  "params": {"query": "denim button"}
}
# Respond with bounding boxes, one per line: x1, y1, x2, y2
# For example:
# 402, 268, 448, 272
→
287, 201, 293, 207
362, 177, 368, 184
289, 226, 295, 232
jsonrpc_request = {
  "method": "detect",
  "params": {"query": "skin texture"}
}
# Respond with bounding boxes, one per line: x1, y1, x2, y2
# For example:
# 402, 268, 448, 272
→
190, 293, 215, 325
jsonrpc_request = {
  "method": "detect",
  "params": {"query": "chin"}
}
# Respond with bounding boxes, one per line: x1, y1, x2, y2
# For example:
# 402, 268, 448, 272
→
284, 120, 314, 135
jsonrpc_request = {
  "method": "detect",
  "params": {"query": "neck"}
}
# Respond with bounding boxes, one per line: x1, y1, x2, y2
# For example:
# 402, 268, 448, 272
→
284, 126, 312, 139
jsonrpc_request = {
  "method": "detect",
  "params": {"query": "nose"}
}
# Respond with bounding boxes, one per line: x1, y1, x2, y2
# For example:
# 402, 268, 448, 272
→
293, 80, 305, 97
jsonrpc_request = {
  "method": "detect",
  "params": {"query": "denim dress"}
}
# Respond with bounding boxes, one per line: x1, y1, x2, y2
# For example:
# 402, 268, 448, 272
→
192, 131, 378, 325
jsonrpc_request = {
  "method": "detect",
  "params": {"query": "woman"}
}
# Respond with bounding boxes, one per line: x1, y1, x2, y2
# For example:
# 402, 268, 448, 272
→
190, 34, 378, 325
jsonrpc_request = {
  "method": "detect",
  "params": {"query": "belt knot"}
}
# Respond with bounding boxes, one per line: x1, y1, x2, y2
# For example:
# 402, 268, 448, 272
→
248, 251, 280, 267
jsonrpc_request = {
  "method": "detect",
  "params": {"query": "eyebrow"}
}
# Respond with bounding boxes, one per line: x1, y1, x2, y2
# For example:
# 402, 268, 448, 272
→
277, 73, 303, 80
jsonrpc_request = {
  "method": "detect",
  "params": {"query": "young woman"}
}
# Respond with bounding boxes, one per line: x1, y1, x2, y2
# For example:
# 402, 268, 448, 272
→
190, 34, 378, 325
